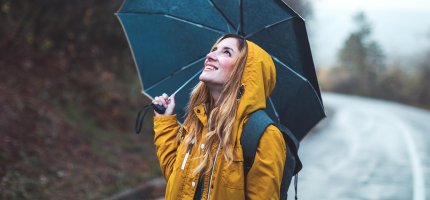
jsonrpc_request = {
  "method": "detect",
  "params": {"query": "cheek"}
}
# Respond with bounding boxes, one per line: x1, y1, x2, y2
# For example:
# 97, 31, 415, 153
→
223, 60, 236, 75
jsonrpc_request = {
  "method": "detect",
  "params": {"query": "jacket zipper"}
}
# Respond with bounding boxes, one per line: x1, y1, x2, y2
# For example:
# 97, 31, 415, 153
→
206, 143, 221, 200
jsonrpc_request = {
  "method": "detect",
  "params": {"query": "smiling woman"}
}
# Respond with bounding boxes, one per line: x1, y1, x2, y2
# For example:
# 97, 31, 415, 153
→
150, 34, 287, 199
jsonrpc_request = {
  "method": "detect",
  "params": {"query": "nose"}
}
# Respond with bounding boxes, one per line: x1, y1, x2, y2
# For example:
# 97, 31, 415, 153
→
206, 51, 217, 62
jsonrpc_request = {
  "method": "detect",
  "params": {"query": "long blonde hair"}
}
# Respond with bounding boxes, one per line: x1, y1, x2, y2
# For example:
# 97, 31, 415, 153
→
182, 34, 248, 175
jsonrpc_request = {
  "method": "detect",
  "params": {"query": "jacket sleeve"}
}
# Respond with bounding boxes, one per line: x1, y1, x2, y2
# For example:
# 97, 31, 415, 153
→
153, 114, 181, 180
245, 124, 286, 200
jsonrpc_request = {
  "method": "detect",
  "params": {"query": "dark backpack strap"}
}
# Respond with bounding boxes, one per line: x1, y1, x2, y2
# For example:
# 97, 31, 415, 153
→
278, 124, 302, 174
241, 110, 303, 200
241, 110, 274, 175
193, 174, 204, 200
278, 124, 302, 200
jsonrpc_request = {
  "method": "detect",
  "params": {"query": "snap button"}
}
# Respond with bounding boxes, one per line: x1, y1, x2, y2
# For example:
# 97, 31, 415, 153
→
192, 181, 196, 187
200, 144, 205, 149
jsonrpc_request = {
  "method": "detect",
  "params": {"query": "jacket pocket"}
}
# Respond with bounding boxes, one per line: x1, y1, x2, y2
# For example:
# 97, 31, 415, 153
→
221, 146, 245, 189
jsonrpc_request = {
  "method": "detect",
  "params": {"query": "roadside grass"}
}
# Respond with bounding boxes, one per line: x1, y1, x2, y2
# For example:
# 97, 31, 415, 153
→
1, 96, 161, 200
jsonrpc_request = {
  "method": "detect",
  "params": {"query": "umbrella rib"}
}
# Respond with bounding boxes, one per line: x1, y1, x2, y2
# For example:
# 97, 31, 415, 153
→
268, 97, 280, 124
116, 13, 145, 93
148, 68, 203, 97
171, 68, 203, 96
245, 16, 297, 38
272, 56, 306, 81
164, 14, 225, 34
272, 57, 325, 108
145, 56, 206, 92
118, 12, 226, 34
207, 0, 237, 32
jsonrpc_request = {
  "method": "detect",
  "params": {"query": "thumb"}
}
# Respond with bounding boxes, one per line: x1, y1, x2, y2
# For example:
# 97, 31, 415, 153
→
169, 93, 176, 104
165, 93, 176, 115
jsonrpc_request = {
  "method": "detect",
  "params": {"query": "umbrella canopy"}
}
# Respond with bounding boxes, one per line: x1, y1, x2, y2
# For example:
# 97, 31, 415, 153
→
116, 0, 325, 140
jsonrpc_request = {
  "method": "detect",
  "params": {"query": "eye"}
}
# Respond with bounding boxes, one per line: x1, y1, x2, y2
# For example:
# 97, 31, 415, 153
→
223, 50, 231, 56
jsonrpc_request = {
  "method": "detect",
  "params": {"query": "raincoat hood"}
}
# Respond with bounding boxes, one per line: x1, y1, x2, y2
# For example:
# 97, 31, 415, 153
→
239, 40, 276, 115
231, 40, 276, 146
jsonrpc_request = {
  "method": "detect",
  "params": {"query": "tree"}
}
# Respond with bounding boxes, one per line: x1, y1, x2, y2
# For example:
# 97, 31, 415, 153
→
412, 41, 430, 108
337, 12, 385, 95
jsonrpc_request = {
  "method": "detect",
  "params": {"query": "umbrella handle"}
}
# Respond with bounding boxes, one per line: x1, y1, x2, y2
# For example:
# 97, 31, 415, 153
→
152, 103, 166, 114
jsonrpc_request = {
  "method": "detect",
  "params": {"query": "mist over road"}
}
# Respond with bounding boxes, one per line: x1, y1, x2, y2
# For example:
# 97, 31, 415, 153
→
290, 93, 430, 200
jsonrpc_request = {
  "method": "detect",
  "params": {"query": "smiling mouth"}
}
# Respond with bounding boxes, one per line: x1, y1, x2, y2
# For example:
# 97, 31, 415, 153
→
205, 65, 218, 70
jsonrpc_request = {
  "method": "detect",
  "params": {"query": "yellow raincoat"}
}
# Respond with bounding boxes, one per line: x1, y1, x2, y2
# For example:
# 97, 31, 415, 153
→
154, 41, 286, 199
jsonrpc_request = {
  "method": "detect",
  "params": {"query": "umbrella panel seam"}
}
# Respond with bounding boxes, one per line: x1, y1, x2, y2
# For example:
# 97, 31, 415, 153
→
273, 57, 325, 109
245, 16, 297, 38
115, 14, 145, 92
208, 0, 237, 32
118, 12, 226, 34
145, 57, 205, 92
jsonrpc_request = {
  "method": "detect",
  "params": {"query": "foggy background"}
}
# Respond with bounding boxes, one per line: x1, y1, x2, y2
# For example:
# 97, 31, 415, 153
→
1, 0, 429, 199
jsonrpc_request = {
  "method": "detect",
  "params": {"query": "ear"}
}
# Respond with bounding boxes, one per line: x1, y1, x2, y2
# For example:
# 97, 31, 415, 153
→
237, 84, 245, 100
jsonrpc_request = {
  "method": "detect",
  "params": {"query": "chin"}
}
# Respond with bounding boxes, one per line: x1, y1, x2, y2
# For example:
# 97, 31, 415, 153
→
199, 74, 206, 82
199, 73, 224, 85
199, 73, 211, 82
199, 77, 212, 84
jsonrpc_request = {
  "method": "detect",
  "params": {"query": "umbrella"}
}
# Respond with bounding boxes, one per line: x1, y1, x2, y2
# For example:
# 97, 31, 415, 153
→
116, 0, 325, 140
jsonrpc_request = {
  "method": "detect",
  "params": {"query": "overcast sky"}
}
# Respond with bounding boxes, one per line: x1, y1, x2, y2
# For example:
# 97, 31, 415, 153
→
308, 0, 430, 67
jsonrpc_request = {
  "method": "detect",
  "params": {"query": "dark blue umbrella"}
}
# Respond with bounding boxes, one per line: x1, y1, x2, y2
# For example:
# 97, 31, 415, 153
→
116, 0, 325, 140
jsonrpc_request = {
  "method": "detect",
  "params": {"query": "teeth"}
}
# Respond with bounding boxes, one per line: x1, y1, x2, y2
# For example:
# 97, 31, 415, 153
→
205, 65, 218, 70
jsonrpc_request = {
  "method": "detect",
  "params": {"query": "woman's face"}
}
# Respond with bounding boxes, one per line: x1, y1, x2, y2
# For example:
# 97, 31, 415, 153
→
199, 37, 241, 87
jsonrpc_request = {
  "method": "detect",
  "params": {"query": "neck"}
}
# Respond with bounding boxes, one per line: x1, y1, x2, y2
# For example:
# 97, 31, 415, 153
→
207, 84, 223, 103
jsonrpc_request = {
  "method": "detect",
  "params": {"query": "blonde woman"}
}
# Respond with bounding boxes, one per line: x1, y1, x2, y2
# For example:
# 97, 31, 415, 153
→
152, 34, 286, 199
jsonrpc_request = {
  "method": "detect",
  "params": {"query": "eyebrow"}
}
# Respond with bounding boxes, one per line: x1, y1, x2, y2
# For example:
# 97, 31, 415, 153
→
219, 46, 235, 52
212, 45, 237, 53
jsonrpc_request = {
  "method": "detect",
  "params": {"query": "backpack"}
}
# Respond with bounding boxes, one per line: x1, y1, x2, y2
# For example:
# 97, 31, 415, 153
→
241, 109, 303, 200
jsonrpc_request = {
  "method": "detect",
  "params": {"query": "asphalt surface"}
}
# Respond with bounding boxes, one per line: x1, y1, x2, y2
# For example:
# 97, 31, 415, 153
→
289, 93, 430, 200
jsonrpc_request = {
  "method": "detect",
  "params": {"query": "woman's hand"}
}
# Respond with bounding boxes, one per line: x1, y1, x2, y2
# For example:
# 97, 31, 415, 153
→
152, 93, 176, 116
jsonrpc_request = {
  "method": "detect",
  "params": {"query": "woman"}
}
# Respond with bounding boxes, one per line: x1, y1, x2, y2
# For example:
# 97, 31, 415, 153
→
152, 34, 286, 199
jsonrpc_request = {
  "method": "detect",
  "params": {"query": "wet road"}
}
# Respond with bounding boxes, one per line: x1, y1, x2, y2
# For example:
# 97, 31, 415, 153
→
289, 93, 430, 200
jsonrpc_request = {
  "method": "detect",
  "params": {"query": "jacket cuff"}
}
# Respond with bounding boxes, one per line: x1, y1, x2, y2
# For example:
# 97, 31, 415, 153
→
154, 114, 177, 124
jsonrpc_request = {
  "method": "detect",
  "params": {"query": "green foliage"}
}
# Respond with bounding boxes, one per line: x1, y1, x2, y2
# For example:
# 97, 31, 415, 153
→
0, 1, 158, 199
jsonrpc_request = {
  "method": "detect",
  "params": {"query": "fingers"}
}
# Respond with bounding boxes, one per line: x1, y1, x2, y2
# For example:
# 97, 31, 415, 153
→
159, 94, 168, 108
152, 93, 176, 116
152, 96, 162, 106
152, 93, 170, 108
